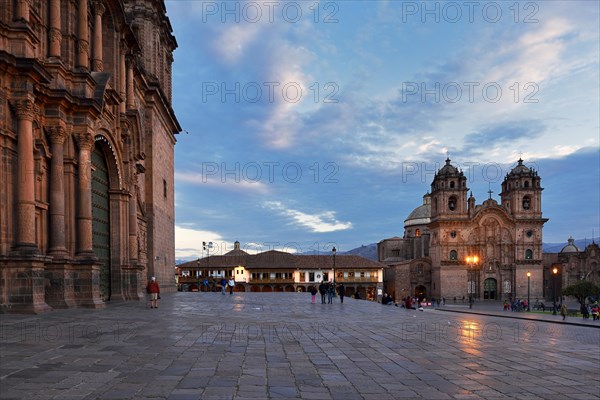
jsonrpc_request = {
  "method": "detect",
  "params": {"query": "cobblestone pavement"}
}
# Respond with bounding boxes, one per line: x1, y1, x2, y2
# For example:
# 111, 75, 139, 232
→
1, 292, 599, 400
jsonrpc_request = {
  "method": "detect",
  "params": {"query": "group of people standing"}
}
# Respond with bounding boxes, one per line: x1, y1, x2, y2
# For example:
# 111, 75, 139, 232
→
201, 277, 235, 294
311, 282, 346, 304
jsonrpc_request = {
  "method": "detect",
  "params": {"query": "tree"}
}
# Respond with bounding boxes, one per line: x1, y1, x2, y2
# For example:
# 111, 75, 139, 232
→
562, 281, 600, 305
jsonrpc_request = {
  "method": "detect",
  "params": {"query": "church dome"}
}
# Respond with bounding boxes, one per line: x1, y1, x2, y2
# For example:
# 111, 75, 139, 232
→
437, 158, 460, 176
404, 194, 431, 227
560, 236, 580, 253
507, 158, 536, 177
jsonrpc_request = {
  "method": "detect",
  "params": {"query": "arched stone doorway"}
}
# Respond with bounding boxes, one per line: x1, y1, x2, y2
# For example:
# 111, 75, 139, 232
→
235, 284, 245, 292
91, 145, 111, 301
484, 278, 497, 300
415, 285, 426, 300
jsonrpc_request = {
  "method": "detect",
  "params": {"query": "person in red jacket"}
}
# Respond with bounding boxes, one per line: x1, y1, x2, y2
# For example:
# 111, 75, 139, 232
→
146, 277, 160, 308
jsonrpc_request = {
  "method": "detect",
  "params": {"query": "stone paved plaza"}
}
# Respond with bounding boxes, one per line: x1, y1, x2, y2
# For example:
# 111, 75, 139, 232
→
1, 293, 599, 400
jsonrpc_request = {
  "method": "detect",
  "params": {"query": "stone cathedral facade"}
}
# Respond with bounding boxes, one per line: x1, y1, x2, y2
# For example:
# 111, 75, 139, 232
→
379, 159, 547, 303
0, 0, 180, 312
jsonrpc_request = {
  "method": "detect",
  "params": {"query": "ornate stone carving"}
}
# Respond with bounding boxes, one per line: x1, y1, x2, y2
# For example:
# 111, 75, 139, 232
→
12, 98, 36, 120
93, 0, 106, 16
46, 125, 66, 144
75, 133, 94, 151
92, 59, 104, 72
77, 40, 89, 55
49, 28, 62, 47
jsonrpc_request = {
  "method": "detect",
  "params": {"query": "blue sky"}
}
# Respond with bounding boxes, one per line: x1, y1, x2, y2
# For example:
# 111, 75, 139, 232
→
166, 1, 600, 259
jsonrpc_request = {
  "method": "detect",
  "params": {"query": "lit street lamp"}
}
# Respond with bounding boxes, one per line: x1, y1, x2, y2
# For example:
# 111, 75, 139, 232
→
466, 255, 479, 309
203, 241, 213, 291
552, 266, 558, 315
332, 247, 337, 296
526, 271, 531, 312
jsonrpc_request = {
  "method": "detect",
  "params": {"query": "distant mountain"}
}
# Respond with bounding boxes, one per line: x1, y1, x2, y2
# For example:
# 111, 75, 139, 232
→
342, 244, 378, 260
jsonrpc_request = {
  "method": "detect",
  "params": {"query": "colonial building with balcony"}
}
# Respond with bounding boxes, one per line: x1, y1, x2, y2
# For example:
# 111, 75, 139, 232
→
177, 242, 385, 301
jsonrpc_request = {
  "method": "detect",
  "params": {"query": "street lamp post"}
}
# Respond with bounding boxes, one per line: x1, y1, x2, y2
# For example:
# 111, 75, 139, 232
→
203, 241, 213, 291
466, 256, 479, 309
197, 259, 201, 291
526, 271, 531, 312
552, 266, 558, 315
332, 247, 337, 296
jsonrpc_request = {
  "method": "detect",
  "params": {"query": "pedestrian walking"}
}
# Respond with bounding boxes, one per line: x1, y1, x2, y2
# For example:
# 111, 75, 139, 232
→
327, 282, 334, 304
220, 277, 227, 295
228, 277, 235, 295
338, 284, 345, 303
146, 277, 160, 309
318, 282, 327, 304
560, 303, 568, 320
310, 286, 318, 303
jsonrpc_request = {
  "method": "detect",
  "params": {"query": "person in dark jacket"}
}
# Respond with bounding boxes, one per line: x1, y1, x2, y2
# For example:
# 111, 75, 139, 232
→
310, 286, 318, 303
318, 282, 327, 304
337, 284, 345, 303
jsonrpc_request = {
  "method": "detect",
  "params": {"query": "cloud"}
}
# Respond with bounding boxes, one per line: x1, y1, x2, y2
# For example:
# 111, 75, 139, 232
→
175, 226, 228, 259
264, 201, 352, 233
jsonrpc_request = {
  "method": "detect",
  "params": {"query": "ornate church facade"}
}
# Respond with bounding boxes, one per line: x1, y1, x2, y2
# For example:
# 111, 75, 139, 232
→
379, 159, 547, 303
0, 0, 180, 312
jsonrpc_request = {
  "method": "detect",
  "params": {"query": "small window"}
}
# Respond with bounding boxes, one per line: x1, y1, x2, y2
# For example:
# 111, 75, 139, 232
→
450, 231, 457, 238
449, 250, 458, 260
450, 181, 455, 188
524, 181, 529, 188
415, 229, 421, 237
417, 264, 424, 274
522, 196, 530, 210
525, 249, 533, 259
526, 230, 533, 238
163, 179, 167, 198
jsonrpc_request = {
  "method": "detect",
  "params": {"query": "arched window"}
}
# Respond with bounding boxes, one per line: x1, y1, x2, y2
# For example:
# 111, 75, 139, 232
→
525, 249, 533, 259
448, 196, 457, 211
415, 229, 421, 237
449, 250, 458, 260
522, 196, 531, 210
450, 181, 455, 188
524, 181, 529, 188
417, 263, 424, 274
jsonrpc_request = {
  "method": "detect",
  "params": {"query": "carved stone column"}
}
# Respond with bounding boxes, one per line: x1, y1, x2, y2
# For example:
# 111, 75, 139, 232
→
119, 45, 127, 113
48, 0, 62, 58
126, 57, 135, 109
15, 0, 30, 22
129, 173, 139, 263
47, 125, 68, 256
91, 1, 105, 72
75, 132, 95, 256
13, 98, 37, 253
77, 0, 89, 69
